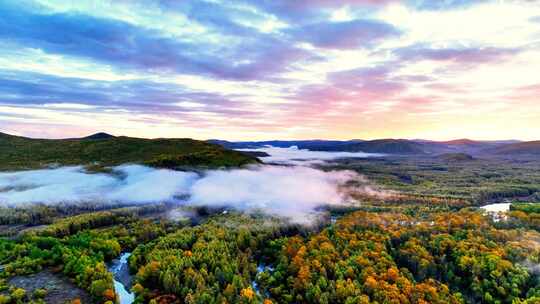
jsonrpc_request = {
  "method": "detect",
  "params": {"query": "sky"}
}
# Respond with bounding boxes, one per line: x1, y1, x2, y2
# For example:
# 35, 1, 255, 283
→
0, 0, 539, 141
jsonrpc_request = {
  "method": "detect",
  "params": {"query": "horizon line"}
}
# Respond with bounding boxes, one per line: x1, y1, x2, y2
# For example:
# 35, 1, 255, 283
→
1, 130, 530, 143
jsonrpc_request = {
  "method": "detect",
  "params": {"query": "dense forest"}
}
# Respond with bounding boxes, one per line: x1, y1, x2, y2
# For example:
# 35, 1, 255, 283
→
3, 204, 540, 303
1, 0, 539, 302
2, 155, 540, 303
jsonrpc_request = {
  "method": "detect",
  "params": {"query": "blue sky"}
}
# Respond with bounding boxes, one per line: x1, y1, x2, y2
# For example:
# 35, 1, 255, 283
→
0, 0, 539, 140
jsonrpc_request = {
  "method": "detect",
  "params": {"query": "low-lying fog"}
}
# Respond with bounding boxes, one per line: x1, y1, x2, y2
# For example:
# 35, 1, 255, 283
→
237, 145, 383, 165
0, 146, 382, 223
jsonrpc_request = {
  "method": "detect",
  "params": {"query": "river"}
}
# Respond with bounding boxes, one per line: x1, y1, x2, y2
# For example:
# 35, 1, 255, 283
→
480, 203, 511, 213
480, 203, 511, 222
108, 252, 135, 304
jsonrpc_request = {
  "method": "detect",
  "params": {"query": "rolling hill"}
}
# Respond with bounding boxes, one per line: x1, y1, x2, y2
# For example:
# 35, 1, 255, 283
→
439, 139, 489, 146
209, 139, 424, 154
0, 132, 258, 170
81, 132, 116, 140
487, 141, 540, 155
210, 138, 527, 156
307, 139, 427, 154
207, 139, 362, 150
436, 153, 475, 162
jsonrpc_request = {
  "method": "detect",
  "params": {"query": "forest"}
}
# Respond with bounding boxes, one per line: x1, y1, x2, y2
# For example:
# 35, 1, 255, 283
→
2, 156, 540, 304
2, 0, 539, 302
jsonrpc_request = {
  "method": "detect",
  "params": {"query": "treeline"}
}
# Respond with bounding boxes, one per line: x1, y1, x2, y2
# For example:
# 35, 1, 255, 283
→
0, 203, 167, 231
34, 205, 169, 238
0, 205, 58, 226
475, 186, 540, 203
352, 192, 470, 209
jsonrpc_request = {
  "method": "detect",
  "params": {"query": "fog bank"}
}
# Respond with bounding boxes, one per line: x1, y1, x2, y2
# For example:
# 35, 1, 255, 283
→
0, 165, 197, 205
0, 165, 360, 223
237, 146, 383, 165
189, 166, 356, 222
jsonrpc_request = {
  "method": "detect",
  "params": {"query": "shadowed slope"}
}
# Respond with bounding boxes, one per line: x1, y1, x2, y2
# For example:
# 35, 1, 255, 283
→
0, 132, 258, 170
488, 141, 540, 155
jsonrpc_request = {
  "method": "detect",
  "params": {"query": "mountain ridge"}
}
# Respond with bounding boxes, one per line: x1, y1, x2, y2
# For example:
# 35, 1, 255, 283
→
4, 132, 538, 159
0, 132, 257, 170
486, 141, 540, 155
210, 138, 539, 156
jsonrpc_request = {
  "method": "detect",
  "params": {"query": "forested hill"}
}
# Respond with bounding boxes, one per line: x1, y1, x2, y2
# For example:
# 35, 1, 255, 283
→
209, 139, 426, 153
487, 141, 540, 155
309, 139, 427, 154
0, 132, 258, 170
212, 138, 532, 156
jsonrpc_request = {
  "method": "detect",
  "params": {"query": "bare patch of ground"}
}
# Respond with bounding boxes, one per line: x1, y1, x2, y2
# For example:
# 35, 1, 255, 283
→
8, 270, 92, 304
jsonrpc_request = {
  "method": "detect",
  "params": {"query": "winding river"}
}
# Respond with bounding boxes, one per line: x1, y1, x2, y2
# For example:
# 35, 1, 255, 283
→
109, 252, 135, 304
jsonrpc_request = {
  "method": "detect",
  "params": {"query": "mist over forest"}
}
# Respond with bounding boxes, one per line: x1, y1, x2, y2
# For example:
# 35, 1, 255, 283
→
2, 0, 540, 303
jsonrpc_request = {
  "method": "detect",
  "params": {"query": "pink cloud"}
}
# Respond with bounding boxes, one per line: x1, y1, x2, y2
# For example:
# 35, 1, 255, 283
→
395, 46, 519, 64
287, 66, 407, 120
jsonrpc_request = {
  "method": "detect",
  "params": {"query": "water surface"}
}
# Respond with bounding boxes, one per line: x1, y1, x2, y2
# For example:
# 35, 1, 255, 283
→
481, 203, 511, 213
109, 252, 135, 304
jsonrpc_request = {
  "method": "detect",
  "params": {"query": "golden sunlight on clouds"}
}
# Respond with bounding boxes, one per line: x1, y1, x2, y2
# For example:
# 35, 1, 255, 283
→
1, 0, 539, 140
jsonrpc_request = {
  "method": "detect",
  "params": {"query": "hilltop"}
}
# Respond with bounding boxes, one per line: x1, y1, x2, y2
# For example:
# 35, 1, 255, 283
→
0, 132, 258, 170
440, 139, 480, 145
436, 152, 475, 162
81, 132, 115, 140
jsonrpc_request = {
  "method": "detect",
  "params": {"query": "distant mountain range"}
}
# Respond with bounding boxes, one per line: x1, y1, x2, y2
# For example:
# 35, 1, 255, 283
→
2, 131, 538, 171
208, 139, 363, 150
209, 138, 540, 157
487, 141, 540, 155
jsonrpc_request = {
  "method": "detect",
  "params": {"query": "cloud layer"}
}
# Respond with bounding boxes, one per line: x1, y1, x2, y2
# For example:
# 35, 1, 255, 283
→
238, 146, 383, 164
0, 1, 539, 140
0, 164, 359, 223
189, 166, 356, 222
0, 165, 198, 205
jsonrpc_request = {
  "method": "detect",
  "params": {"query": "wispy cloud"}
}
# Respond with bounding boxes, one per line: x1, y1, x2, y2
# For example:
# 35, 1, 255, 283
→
0, 0, 539, 140
394, 45, 519, 64
288, 19, 400, 49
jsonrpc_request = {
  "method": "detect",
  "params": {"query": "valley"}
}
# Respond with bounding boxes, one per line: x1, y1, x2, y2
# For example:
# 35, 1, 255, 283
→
1, 134, 540, 303
3, 1, 539, 303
